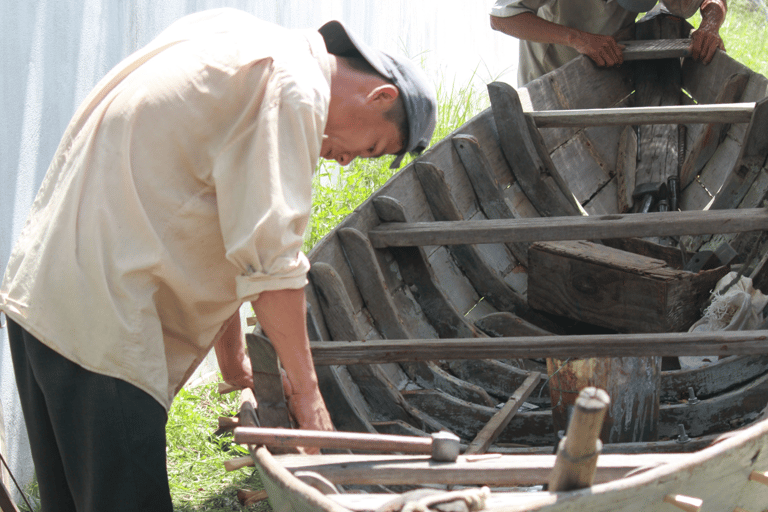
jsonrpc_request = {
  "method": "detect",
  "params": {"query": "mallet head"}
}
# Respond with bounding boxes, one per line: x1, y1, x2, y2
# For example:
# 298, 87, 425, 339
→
430, 431, 460, 462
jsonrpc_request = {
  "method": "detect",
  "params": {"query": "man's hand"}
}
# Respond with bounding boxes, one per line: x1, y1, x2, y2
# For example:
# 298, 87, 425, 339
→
690, 0, 727, 65
253, 288, 335, 453
690, 27, 724, 64
571, 33, 625, 67
280, 368, 334, 433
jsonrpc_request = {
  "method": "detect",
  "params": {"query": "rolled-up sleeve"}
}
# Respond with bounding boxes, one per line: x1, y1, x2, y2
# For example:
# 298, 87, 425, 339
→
490, 0, 549, 17
213, 65, 327, 302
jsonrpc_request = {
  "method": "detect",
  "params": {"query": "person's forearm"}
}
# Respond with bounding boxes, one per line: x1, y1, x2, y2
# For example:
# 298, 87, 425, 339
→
252, 288, 318, 395
699, 0, 727, 32
491, 12, 582, 47
490, 12, 624, 67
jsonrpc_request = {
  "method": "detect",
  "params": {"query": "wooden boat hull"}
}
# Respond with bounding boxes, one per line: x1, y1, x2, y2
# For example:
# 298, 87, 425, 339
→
303, 45, 768, 449
252, 415, 768, 512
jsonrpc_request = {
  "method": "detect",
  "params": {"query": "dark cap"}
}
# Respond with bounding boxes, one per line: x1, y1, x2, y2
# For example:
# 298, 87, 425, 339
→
319, 20, 437, 168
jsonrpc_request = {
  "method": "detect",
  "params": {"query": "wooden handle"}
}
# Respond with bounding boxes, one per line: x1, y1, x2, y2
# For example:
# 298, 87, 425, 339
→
663, 494, 702, 512
749, 470, 768, 486
224, 455, 255, 472
548, 387, 610, 492
234, 427, 433, 455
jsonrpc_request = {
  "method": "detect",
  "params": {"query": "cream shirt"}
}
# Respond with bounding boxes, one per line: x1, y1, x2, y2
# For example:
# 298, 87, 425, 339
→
0, 9, 331, 410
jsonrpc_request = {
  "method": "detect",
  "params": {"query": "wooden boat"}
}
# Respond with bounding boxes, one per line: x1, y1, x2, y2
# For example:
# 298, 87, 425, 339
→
226, 12, 768, 512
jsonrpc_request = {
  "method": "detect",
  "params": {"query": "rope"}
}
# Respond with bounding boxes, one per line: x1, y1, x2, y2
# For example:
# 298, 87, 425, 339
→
401, 486, 491, 512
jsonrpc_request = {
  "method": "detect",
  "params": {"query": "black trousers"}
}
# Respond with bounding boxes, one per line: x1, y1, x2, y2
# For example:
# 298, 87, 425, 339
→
7, 319, 173, 512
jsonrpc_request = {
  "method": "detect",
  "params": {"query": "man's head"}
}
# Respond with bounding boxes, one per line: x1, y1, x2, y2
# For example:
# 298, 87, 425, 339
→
318, 20, 437, 168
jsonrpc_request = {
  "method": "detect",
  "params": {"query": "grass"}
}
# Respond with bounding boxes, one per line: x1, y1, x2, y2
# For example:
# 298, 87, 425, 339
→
16, 3, 766, 510
688, 0, 768, 76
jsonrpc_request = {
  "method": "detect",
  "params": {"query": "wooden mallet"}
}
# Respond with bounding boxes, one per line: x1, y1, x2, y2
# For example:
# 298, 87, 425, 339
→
233, 427, 461, 462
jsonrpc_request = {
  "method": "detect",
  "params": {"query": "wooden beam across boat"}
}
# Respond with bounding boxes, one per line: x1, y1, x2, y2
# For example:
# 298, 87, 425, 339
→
273, 452, 692, 487
308, 330, 768, 365
368, 207, 768, 248
529, 103, 754, 128
619, 38, 692, 60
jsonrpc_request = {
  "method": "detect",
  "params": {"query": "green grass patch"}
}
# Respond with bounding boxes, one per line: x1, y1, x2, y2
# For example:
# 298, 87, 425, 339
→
689, 0, 767, 76
165, 383, 268, 511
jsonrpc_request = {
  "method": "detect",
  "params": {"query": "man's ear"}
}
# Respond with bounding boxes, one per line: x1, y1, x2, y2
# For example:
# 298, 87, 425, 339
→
366, 84, 399, 109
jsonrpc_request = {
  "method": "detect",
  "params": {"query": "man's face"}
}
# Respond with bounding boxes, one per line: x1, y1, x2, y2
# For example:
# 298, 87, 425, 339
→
321, 114, 403, 167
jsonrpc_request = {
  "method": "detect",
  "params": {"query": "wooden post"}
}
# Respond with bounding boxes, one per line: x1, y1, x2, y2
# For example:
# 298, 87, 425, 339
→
547, 357, 660, 443
548, 387, 610, 492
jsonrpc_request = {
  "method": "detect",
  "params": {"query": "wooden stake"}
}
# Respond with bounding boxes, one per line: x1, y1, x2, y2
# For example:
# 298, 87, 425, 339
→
548, 387, 610, 492
465, 372, 542, 455
236, 489, 268, 507
224, 455, 255, 472
749, 470, 768, 486
663, 494, 703, 512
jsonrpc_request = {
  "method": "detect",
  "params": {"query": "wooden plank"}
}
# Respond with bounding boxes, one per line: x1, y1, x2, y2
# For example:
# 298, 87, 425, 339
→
527, 241, 727, 333
446, 358, 551, 407
682, 48, 757, 105
549, 135, 613, 207
488, 81, 583, 217
368, 208, 768, 248
615, 126, 637, 213
661, 355, 768, 402
401, 388, 554, 445
245, 332, 293, 429
619, 38, 692, 60
679, 72, 750, 189
307, 303, 379, 435
413, 161, 547, 324
371, 196, 480, 339
274, 452, 692, 487
529, 103, 753, 128
522, 54, 634, 153
465, 372, 542, 455
307, 330, 768, 365
659, 370, 768, 438
451, 134, 529, 264
337, 227, 495, 407
709, 96, 768, 210
308, 262, 414, 424
633, 15, 683, 193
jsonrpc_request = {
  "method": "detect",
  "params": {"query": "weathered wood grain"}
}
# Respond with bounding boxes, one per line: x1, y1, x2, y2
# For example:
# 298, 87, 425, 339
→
274, 452, 691, 487
309, 262, 414, 424
527, 241, 727, 333
368, 208, 768, 248
679, 72, 750, 189
307, 330, 768, 365
451, 134, 530, 264
488, 81, 583, 217
371, 196, 480, 339
465, 372, 543, 455
709, 96, 768, 210
619, 38, 692, 60
337, 227, 495, 407
529, 103, 752, 128
413, 161, 529, 315
246, 332, 293, 429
